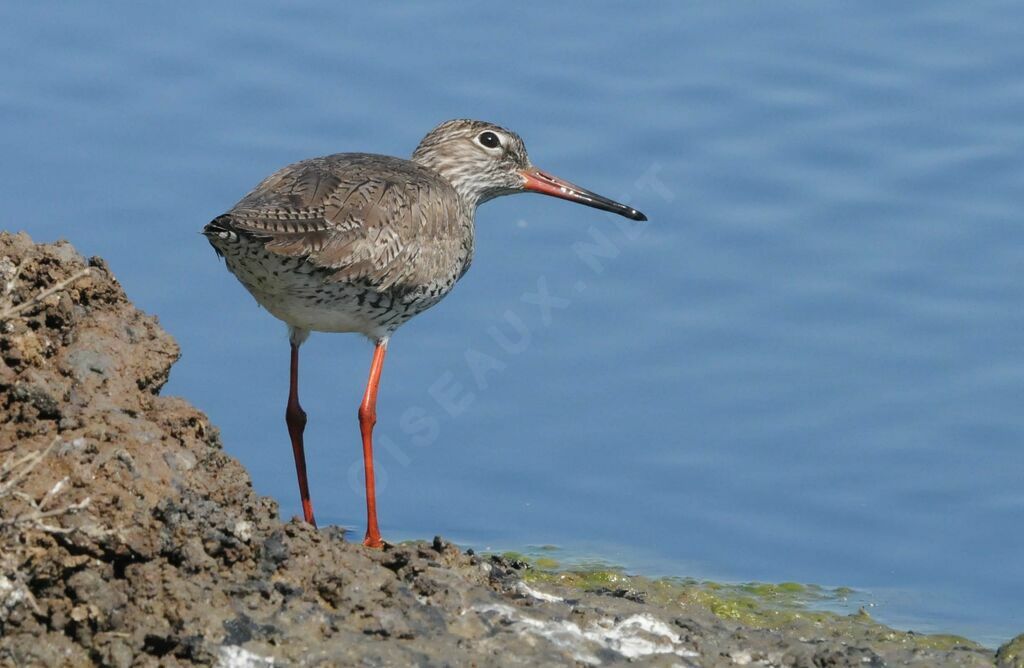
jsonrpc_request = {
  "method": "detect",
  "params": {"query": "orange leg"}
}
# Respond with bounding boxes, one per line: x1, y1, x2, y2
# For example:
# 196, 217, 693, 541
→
358, 340, 387, 547
285, 341, 317, 526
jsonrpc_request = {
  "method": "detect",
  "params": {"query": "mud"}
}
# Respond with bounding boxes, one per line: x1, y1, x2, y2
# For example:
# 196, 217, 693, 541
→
0, 231, 1019, 667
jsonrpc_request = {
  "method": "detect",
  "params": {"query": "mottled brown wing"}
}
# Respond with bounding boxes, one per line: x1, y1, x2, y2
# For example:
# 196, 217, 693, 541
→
221, 153, 461, 291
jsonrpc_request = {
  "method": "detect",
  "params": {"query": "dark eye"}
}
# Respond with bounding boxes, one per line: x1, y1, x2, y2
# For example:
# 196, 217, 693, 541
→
478, 131, 501, 149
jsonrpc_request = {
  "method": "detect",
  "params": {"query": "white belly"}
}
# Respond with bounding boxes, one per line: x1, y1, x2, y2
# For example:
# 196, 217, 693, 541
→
220, 242, 441, 341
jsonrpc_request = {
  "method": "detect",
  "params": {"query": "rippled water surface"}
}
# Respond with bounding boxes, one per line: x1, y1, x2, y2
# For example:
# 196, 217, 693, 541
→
2, 2, 1022, 645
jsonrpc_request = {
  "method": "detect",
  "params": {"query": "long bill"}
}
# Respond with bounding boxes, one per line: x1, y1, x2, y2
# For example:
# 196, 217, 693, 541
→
520, 167, 647, 221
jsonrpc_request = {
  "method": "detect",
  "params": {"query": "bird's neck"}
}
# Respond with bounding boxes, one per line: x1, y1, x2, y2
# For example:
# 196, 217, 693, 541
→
411, 151, 489, 211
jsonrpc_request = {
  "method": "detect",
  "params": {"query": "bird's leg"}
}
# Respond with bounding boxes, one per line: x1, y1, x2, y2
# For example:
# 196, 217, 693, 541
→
358, 340, 388, 548
286, 340, 317, 526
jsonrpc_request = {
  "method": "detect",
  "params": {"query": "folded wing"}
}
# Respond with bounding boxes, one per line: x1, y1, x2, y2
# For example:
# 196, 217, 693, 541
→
208, 153, 462, 292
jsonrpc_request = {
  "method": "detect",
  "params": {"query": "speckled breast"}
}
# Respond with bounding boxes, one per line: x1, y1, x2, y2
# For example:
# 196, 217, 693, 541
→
210, 231, 467, 341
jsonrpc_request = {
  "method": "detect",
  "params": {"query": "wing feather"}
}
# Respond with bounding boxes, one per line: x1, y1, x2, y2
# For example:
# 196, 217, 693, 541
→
210, 153, 462, 291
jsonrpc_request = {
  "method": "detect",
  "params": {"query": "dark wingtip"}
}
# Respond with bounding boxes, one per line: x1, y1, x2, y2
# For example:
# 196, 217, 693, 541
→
632, 209, 648, 222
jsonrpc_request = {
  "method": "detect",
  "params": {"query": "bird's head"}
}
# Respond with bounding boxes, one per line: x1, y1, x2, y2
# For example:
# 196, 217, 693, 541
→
412, 119, 646, 221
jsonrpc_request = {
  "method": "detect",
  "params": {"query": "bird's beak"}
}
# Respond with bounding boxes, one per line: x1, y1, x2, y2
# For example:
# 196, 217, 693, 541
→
520, 167, 647, 221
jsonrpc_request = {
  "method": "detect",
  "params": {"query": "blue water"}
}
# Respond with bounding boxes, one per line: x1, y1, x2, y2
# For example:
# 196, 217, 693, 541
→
2, 1, 1022, 646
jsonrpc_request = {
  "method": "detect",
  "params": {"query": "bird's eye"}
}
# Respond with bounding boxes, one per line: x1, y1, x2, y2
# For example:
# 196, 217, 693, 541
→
477, 131, 501, 149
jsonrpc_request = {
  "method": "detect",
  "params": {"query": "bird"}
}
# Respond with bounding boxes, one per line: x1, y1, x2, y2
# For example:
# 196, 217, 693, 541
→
203, 119, 646, 547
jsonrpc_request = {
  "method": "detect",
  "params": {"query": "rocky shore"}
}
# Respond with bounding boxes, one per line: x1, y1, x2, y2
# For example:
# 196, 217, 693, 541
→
0, 232, 1020, 667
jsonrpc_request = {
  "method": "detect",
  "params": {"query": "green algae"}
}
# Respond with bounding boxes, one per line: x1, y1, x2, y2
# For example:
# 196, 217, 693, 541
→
490, 551, 986, 654
996, 633, 1024, 667
532, 557, 560, 570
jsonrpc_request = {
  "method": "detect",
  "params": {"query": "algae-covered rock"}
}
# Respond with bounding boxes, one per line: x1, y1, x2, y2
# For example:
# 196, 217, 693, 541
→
998, 633, 1024, 668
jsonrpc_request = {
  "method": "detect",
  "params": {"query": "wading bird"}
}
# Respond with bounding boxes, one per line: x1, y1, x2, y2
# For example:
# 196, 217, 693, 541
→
204, 119, 646, 547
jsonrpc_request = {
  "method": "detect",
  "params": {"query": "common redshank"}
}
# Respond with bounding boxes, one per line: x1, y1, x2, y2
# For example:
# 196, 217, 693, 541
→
204, 119, 646, 547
